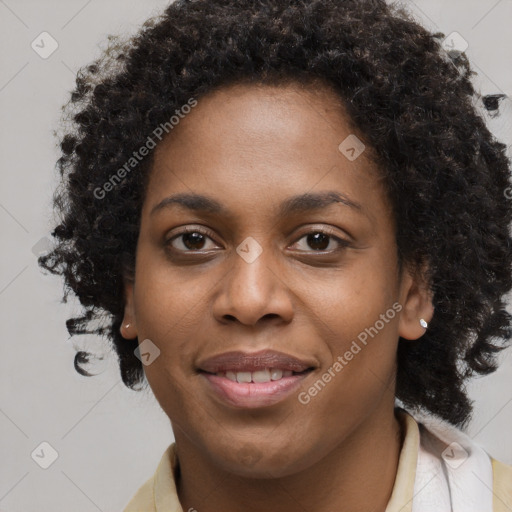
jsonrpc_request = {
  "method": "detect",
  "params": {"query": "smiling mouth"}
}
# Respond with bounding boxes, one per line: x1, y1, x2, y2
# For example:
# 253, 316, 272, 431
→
199, 367, 315, 409
199, 367, 314, 383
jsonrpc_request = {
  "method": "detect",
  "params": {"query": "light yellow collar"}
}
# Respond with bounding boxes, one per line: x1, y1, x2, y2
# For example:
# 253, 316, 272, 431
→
384, 408, 420, 512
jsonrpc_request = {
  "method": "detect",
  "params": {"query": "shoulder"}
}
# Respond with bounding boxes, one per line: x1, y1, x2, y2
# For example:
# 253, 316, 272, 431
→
122, 443, 180, 512
397, 407, 512, 512
490, 456, 512, 512
123, 475, 156, 512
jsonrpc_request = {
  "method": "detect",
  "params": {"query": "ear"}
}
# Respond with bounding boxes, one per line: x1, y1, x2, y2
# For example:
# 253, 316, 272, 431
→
119, 279, 138, 340
398, 264, 434, 340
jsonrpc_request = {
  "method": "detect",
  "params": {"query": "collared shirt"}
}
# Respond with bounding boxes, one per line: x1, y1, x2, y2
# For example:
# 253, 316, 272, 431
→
124, 408, 512, 511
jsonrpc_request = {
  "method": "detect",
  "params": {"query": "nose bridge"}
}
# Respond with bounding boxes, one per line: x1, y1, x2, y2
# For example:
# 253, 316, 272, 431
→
213, 235, 293, 326
231, 235, 278, 303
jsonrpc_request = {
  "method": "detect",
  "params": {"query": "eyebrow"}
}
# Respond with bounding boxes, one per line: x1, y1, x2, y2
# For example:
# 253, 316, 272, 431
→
150, 191, 363, 218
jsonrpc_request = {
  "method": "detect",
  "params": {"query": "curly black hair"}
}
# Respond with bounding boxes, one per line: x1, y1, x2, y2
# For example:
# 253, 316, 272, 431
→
39, 0, 512, 428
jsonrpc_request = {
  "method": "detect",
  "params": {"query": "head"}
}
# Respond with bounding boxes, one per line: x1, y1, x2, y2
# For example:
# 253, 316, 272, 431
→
41, 0, 512, 464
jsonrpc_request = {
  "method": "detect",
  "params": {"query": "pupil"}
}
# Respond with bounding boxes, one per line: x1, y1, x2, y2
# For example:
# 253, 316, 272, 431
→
183, 232, 205, 250
308, 233, 329, 250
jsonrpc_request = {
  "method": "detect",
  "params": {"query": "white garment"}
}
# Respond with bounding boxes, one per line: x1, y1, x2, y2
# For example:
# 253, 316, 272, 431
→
411, 411, 494, 512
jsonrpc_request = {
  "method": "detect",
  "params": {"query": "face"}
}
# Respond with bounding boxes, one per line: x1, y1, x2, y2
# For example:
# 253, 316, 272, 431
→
121, 81, 433, 478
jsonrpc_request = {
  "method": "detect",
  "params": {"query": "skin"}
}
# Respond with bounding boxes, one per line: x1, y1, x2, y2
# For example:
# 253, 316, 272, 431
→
121, 81, 434, 512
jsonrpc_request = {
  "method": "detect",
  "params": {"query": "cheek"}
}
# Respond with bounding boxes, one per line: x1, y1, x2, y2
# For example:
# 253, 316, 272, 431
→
297, 302, 400, 444
133, 244, 211, 335
296, 251, 400, 412
131, 252, 209, 390
131, 266, 201, 422
301, 247, 399, 346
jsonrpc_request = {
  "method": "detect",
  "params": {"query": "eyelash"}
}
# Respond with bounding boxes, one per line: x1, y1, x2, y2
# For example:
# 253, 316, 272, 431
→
165, 226, 351, 254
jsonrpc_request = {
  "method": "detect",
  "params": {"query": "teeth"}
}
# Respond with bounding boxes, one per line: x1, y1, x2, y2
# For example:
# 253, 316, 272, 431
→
225, 371, 237, 382
270, 368, 283, 380
215, 368, 297, 382
236, 371, 252, 383
253, 369, 271, 382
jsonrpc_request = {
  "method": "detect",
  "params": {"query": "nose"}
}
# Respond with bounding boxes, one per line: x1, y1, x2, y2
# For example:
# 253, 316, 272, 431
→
211, 241, 294, 328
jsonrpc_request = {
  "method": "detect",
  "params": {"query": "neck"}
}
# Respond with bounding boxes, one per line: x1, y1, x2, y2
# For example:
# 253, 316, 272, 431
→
174, 405, 403, 512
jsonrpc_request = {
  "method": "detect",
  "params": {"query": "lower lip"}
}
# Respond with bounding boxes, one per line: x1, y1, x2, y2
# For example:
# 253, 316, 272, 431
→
200, 371, 312, 409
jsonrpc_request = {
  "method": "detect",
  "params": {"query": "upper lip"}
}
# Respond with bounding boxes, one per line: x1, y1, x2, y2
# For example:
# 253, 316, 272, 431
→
197, 349, 317, 373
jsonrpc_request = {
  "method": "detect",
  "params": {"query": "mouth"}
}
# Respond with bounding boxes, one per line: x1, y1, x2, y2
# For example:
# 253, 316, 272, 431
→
198, 367, 314, 383
196, 349, 318, 408
198, 367, 315, 409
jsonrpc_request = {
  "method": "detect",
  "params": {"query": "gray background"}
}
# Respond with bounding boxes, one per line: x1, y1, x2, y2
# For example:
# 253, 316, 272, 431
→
1, 0, 511, 510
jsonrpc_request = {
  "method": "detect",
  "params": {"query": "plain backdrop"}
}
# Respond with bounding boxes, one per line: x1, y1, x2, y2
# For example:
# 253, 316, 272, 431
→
1, 0, 511, 510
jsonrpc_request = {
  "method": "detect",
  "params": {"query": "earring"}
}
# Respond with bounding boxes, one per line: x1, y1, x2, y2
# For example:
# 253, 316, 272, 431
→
124, 323, 131, 329
419, 318, 428, 329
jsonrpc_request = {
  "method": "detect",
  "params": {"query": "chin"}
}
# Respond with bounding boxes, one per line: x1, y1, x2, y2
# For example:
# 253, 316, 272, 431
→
208, 441, 314, 479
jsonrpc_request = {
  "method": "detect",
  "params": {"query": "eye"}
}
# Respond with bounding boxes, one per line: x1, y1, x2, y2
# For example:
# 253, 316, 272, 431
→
165, 226, 351, 254
166, 227, 219, 252
291, 229, 350, 253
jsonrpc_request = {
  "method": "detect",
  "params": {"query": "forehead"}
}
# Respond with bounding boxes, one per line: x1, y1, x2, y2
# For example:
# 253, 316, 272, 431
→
159, 81, 360, 154
144, 81, 389, 223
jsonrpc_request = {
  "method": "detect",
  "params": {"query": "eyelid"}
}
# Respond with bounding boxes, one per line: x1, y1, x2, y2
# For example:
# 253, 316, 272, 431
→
293, 224, 350, 241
